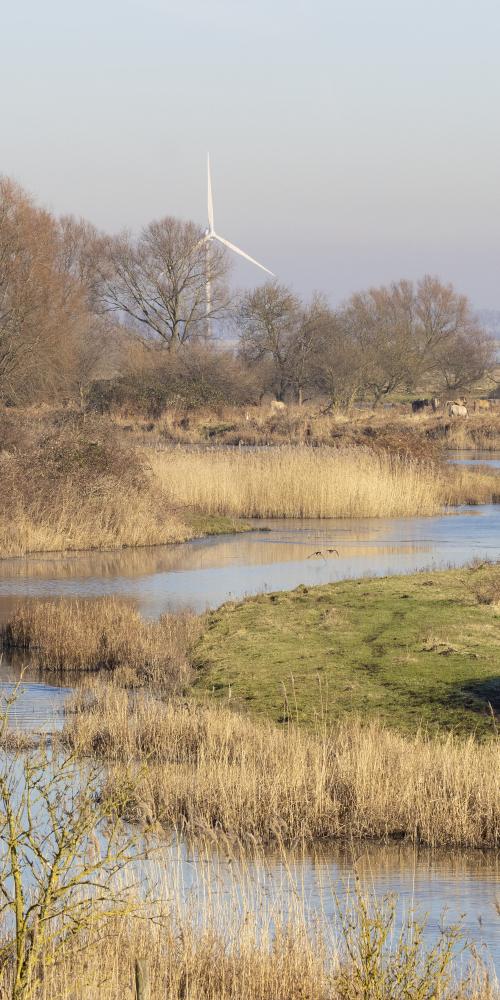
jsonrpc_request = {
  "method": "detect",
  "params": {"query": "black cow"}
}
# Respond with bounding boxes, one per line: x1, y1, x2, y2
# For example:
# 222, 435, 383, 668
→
411, 399, 429, 413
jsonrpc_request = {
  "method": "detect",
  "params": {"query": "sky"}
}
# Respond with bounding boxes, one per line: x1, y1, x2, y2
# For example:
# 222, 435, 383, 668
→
2, 0, 500, 308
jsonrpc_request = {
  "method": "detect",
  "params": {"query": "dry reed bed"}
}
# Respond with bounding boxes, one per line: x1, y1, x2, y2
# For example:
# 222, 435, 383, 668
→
67, 686, 500, 850
444, 413, 500, 452
1, 599, 201, 689
1, 412, 499, 561
445, 465, 500, 505
0, 480, 187, 557
2, 898, 495, 1000
151, 446, 446, 518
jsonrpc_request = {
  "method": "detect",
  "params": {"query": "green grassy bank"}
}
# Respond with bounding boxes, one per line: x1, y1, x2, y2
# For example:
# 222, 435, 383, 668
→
183, 512, 252, 537
193, 564, 500, 736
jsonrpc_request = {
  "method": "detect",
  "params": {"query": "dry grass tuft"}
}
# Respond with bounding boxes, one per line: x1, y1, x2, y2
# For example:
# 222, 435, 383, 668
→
468, 564, 500, 608
66, 686, 500, 849
1, 599, 201, 689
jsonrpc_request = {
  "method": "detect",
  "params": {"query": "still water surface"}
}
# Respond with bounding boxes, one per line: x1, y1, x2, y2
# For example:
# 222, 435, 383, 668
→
1, 503, 500, 727
146, 839, 500, 974
0, 505, 499, 620
448, 450, 500, 469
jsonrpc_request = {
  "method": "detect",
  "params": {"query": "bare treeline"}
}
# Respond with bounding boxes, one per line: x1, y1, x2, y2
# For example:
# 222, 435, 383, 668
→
238, 279, 496, 407
0, 176, 496, 410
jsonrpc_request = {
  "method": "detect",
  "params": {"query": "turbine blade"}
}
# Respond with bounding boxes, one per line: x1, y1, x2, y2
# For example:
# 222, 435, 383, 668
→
213, 233, 274, 275
207, 153, 214, 232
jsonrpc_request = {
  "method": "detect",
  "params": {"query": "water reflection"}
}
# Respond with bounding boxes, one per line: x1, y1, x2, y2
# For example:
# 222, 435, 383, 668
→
1, 505, 500, 726
1, 506, 499, 620
0, 669, 70, 732
142, 837, 500, 974
448, 450, 500, 469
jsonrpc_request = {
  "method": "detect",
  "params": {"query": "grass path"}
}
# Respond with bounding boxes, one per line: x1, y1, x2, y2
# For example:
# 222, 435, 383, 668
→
193, 565, 500, 735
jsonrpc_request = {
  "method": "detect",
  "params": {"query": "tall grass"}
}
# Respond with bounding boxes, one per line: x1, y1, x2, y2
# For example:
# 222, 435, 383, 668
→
1, 599, 200, 689
444, 465, 500, 505
1, 410, 499, 560
2, 882, 494, 999
66, 686, 500, 849
151, 446, 445, 518
0, 482, 187, 557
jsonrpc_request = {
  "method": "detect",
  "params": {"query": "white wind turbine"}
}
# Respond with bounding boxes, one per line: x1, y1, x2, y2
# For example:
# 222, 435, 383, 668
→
203, 154, 274, 336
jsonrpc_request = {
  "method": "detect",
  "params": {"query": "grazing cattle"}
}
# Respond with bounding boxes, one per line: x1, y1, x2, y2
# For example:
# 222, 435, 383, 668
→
430, 397, 441, 412
269, 400, 286, 412
474, 399, 491, 412
448, 403, 468, 417
411, 399, 429, 413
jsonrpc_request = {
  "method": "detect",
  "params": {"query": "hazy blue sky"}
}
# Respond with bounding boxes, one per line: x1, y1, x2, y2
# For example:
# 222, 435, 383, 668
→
2, 0, 500, 306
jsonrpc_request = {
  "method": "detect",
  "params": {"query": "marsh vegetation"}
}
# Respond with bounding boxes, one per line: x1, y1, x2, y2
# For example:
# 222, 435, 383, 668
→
1, 399, 500, 559
0, 696, 498, 999
0, 598, 200, 688
2, 145, 500, 1000
1, 883, 496, 999
2, 567, 499, 851
63, 684, 500, 851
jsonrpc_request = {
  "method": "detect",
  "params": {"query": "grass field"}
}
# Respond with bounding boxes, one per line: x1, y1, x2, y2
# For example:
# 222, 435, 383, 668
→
193, 563, 500, 736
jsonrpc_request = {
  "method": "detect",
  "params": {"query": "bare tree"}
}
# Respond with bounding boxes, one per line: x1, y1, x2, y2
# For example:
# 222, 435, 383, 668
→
0, 179, 87, 403
237, 281, 301, 400
414, 275, 496, 391
430, 328, 496, 393
97, 217, 230, 350
338, 276, 495, 405
344, 282, 417, 405
57, 214, 103, 312
0, 179, 50, 396
287, 294, 328, 405
312, 306, 368, 411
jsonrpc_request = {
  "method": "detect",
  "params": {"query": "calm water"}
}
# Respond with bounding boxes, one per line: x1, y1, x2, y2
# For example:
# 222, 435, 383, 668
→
0, 505, 499, 621
0, 654, 70, 732
145, 839, 500, 974
2, 503, 500, 727
448, 449, 500, 469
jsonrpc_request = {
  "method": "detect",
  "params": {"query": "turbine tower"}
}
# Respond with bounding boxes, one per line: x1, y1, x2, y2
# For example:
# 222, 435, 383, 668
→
203, 154, 274, 337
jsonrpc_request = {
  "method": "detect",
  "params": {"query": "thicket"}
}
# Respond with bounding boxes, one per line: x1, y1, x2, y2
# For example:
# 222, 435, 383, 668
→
0, 416, 186, 555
